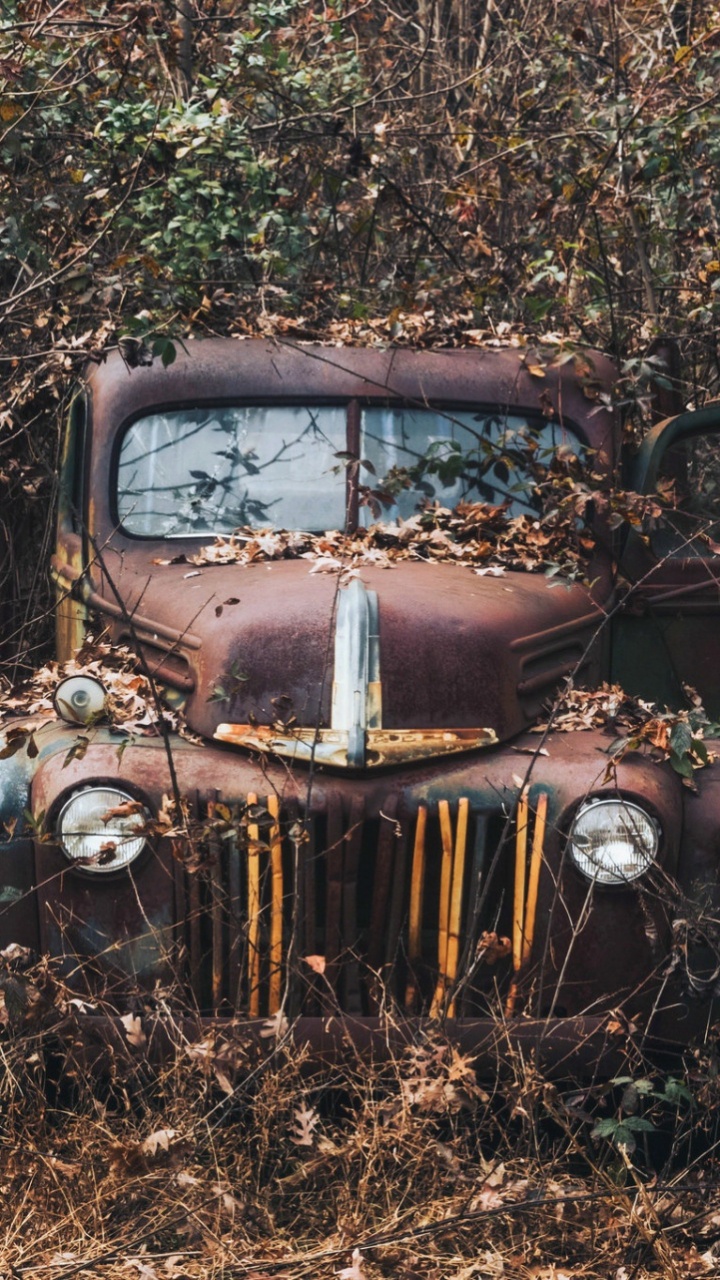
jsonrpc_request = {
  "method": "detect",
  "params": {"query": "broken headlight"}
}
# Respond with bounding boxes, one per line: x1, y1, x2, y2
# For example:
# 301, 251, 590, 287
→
57, 786, 149, 873
569, 798, 659, 886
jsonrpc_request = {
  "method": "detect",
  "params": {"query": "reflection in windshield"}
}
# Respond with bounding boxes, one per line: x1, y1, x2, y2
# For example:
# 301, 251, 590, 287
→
117, 403, 583, 536
117, 406, 348, 535
359, 408, 581, 522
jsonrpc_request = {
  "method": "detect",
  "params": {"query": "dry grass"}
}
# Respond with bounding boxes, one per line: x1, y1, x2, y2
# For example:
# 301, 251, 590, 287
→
0, 959, 719, 1280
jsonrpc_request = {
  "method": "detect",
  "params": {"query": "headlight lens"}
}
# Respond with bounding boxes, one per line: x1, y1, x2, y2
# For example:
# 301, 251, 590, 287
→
54, 675, 106, 725
569, 798, 659, 885
57, 787, 149, 873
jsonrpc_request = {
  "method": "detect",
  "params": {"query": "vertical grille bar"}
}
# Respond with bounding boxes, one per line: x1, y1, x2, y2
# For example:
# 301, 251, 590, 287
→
384, 816, 409, 974
227, 827, 242, 1011
446, 797, 470, 1017
246, 791, 261, 1017
431, 800, 455, 1016
404, 804, 427, 1012
204, 799, 225, 1014
458, 812, 488, 1016
188, 862, 202, 1000
171, 834, 188, 992
342, 795, 364, 1013
325, 794, 344, 996
367, 795, 399, 998
267, 793, 283, 1014
301, 807, 316, 960
282, 796, 302, 1016
209, 822, 224, 1014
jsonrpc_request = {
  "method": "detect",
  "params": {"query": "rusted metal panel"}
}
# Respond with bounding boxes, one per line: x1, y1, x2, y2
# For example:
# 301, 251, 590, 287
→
27, 719, 685, 1030
214, 724, 498, 767
73, 340, 619, 755
77, 557, 608, 749
15, 337, 714, 1066
84, 341, 619, 487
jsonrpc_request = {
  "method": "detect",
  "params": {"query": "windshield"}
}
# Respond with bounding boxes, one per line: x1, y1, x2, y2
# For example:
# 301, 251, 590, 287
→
116, 403, 584, 536
117, 406, 348, 536
359, 407, 581, 524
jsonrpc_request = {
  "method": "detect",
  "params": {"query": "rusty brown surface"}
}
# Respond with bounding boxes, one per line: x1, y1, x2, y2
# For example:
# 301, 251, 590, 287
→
84, 341, 619, 489
65, 559, 609, 745
13, 338, 709, 1064
214, 723, 498, 767
28, 722, 685, 1028
67, 341, 621, 746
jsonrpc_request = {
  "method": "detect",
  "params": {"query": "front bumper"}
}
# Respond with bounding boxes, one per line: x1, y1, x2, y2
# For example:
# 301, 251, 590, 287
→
55, 1005, 713, 1082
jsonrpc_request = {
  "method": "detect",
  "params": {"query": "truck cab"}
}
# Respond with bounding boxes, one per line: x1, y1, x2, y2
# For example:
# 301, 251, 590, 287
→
0, 339, 715, 1072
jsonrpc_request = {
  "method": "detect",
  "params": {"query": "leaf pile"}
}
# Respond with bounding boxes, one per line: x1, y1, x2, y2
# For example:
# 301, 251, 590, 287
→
0, 637, 176, 740
540, 681, 718, 784
159, 500, 595, 579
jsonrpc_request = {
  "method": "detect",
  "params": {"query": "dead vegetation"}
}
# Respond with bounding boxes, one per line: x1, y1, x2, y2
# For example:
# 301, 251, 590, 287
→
0, 952, 719, 1280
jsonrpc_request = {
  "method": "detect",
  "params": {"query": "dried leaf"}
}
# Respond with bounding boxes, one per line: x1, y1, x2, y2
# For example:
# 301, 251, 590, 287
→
141, 1128, 179, 1157
336, 1249, 367, 1280
120, 1012, 146, 1048
290, 1104, 319, 1147
259, 1010, 289, 1040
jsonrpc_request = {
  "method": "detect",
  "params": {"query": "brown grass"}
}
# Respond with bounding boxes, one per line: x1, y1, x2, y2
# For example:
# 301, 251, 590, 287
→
0, 958, 719, 1280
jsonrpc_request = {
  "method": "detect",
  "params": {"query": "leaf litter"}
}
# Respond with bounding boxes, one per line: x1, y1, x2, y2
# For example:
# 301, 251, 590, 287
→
154, 500, 593, 579
0, 635, 184, 743
538, 681, 719, 783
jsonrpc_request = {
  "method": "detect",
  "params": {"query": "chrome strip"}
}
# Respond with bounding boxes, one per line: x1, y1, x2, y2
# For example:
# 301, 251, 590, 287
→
331, 579, 380, 767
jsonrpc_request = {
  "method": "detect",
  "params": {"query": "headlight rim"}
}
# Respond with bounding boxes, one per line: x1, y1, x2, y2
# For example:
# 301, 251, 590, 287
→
54, 782, 152, 877
567, 793, 661, 889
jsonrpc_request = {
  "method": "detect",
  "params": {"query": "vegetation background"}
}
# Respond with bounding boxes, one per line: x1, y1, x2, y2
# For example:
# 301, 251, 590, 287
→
3, 0, 720, 668
2, 3, 720, 1277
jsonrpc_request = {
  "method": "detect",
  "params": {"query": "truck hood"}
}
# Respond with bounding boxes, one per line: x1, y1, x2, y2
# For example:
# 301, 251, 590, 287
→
99, 559, 608, 767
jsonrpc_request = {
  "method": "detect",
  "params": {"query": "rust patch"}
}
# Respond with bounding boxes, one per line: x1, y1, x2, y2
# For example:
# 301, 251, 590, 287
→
214, 723, 498, 767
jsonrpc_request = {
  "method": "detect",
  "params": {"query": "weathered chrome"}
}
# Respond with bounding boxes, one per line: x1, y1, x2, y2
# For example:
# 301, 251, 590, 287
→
213, 724, 498, 766
217, 579, 495, 765
331, 578, 377, 767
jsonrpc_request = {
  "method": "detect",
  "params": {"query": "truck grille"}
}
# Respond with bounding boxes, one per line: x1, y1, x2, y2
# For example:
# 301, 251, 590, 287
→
177, 790, 514, 1017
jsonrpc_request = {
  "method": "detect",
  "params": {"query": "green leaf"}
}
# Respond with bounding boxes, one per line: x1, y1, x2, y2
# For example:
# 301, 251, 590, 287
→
592, 1117, 620, 1138
152, 337, 177, 368
662, 1077, 692, 1105
670, 750, 694, 778
669, 720, 693, 758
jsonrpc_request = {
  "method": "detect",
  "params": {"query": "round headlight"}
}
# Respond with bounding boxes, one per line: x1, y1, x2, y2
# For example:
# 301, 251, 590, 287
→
57, 787, 149, 873
54, 675, 107, 726
569, 798, 659, 886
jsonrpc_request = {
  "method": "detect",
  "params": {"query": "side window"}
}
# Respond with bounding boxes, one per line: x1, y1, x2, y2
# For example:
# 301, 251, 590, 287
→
59, 393, 86, 536
652, 431, 720, 557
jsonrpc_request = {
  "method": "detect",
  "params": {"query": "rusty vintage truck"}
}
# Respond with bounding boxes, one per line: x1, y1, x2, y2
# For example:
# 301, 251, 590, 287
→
1, 338, 719, 1073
